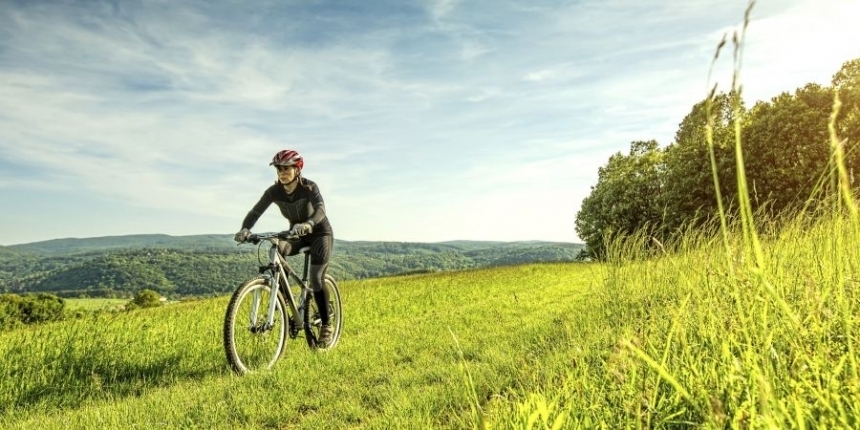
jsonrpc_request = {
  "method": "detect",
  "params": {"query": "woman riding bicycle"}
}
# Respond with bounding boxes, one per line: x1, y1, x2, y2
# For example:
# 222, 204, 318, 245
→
234, 149, 335, 346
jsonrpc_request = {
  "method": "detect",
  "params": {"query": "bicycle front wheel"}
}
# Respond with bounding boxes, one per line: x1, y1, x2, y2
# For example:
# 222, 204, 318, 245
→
223, 276, 289, 374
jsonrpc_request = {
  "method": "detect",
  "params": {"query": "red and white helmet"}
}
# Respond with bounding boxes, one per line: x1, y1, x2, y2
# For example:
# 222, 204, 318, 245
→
270, 149, 304, 170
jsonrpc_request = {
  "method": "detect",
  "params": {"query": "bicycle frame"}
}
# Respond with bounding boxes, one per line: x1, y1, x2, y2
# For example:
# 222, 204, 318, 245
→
225, 230, 341, 374
255, 236, 313, 330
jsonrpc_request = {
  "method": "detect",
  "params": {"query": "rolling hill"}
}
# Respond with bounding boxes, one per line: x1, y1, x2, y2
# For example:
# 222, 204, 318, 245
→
1, 234, 583, 297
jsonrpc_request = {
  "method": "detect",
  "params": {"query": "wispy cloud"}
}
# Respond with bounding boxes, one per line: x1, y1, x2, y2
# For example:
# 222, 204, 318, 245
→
429, 0, 459, 21
523, 69, 557, 82
0, 0, 857, 244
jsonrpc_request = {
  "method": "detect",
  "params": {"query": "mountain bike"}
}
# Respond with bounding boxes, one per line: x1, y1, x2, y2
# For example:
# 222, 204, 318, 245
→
223, 231, 343, 374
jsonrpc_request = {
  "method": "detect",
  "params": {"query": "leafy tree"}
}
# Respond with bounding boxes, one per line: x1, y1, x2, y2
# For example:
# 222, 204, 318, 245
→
742, 84, 833, 215
574, 57, 860, 257
575, 140, 664, 259
832, 58, 860, 179
832, 58, 860, 93
661, 92, 740, 234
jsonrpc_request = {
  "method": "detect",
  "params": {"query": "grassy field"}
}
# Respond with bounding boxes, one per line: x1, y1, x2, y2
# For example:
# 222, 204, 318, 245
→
64, 298, 129, 312
0, 262, 599, 428
1, 210, 858, 428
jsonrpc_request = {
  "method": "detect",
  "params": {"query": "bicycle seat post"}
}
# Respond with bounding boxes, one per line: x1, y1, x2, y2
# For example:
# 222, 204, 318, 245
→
300, 246, 311, 282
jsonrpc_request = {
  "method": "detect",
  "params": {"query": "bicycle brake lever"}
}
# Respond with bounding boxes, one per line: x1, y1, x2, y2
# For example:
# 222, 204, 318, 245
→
276, 231, 299, 241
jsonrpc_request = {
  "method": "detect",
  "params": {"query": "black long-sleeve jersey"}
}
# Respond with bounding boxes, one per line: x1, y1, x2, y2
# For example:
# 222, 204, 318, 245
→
241, 177, 333, 236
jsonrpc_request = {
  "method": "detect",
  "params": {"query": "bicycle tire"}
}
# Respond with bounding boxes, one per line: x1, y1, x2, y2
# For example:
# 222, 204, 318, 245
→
223, 276, 289, 374
304, 274, 343, 350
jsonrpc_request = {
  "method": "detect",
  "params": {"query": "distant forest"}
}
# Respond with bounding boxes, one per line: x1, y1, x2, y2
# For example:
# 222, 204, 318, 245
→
0, 234, 582, 298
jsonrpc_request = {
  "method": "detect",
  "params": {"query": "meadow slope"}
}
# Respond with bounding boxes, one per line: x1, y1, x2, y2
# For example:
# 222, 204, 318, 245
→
2, 214, 859, 429
0, 262, 602, 429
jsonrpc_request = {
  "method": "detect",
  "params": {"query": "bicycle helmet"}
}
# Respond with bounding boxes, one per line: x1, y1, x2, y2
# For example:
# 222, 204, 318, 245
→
270, 149, 304, 170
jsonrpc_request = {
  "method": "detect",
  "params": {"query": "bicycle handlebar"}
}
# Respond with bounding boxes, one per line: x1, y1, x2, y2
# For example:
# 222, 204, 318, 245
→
243, 231, 300, 245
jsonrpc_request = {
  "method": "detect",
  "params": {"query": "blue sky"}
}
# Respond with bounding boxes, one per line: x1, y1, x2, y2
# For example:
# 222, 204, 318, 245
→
1, 0, 859, 245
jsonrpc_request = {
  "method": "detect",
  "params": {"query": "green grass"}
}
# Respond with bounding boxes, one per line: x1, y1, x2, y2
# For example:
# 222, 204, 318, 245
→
64, 298, 129, 312
1, 214, 858, 428
0, 263, 598, 428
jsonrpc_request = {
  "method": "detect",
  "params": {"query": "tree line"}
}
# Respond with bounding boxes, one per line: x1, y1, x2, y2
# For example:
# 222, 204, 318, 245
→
0, 242, 583, 298
575, 58, 860, 259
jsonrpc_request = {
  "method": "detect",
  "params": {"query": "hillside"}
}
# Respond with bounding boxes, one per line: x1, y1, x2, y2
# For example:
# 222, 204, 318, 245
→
0, 234, 583, 297
0, 246, 25, 261
7, 234, 580, 256
2, 263, 596, 428
7, 234, 239, 255
2, 212, 857, 428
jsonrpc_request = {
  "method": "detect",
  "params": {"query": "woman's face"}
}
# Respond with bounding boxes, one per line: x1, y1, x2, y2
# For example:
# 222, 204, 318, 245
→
276, 165, 297, 185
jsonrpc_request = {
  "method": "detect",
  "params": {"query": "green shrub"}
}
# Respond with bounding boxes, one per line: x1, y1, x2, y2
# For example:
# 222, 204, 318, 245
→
0, 293, 65, 330
127, 289, 163, 310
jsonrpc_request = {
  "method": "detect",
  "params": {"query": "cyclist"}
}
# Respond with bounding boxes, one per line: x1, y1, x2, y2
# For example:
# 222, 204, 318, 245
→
234, 149, 335, 346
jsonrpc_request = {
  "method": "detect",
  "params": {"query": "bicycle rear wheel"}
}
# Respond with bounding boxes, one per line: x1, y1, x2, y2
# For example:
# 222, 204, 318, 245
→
223, 276, 289, 374
304, 274, 343, 350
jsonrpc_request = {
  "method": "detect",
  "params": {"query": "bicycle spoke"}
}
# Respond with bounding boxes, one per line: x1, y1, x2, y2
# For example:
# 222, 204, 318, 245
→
224, 279, 288, 373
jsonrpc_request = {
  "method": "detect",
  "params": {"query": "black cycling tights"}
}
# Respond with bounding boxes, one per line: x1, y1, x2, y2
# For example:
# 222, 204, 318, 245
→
279, 236, 332, 326
310, 263, 330, 326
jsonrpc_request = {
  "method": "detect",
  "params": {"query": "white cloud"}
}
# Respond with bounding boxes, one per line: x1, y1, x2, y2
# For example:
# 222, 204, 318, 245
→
429, 0, 458, 21
1, 0, 859, 245
460, 40, 493, 60
523, 69, 557, 82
